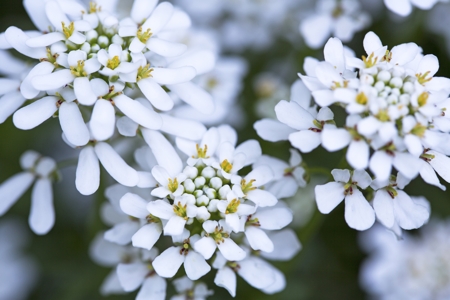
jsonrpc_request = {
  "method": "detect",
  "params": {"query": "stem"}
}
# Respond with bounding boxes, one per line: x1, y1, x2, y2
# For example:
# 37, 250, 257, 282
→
57, 157, 78, 169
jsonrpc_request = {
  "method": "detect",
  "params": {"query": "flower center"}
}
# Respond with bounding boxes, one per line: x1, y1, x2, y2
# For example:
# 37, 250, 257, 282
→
417, 92, 429, 107
70, 60, 87, 77
225, 199, 240, 214
195, 144, 209, 159
173, 201, 188, 220
208, 226, 229, 244
136, 64, 154, 81
241, 179, 256, 194
137, 27, 152, 44
106, 56, 120, 70
356, 92, 368, 105
61, 22, 75, 39
362, 53, 378, 68
410, 123, 427, 138
220, 159, 233, 173
89, 2, 100, 13
168, 178, 179, 193
416, 71, 432, 85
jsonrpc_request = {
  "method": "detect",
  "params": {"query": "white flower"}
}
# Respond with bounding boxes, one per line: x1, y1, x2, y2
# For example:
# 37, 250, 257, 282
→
383, 0, 445, 17
171, 276, 214, 300
194, 220, 246, 261
253, 149, 307, 199
152, 230, 211, 280
176, 127, 220, 166
147, 195, 198, 237
0, 151, 57, 235
360, 220, 450, 299
300, 0, 370, 48
315, 169, 375, 230
216, 191, 256, 233
371, 173, 430, 231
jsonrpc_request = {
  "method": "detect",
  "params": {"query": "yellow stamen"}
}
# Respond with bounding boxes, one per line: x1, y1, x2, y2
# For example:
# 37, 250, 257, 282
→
356, 92, 368, 105
137, 27, 152, 44
70, 60, 87, 77
136, 64, 153, 81
61, 22, 75, 39
106, 56, 120, 70
220, 159, 233, 173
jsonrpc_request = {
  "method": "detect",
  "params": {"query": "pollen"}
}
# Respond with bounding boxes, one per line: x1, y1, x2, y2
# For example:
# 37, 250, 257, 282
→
417, 92, 429, 107
356, 92, 368, 105
106, 56, 120, 70
168, 178, 179, 193
136, 64, 154, 81
61, 21, 75, 39
195, 144, 209, 159
70, 60, 87, 77
220, 159, 233, 173
137, 27, 153, 44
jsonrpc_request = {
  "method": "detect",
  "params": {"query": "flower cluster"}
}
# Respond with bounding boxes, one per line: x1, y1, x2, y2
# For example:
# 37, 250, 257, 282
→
258, 31, 450, 233
102, 126, 302, 297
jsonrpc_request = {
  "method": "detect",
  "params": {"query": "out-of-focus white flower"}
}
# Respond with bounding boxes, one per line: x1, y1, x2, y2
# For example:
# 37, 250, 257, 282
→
0, 151, 57, 235
360, 219, 450, 299
300, 0, 370, 48
383, 0, 448, 17
171, 276, 214, 300
0, 218, 37, 300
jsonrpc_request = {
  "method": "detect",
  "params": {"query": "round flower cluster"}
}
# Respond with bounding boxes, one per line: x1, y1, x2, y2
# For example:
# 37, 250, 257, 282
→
109, 126, 301, 297
361, 220, 450, 299
257, 31, 450, 234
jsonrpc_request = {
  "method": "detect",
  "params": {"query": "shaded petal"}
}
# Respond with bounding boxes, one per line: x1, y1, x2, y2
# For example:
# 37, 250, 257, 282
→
76, 146, 100, 195
59, 102, 89, 146
0, 172, 34, 216
29, 178, 54, 235
132, 223, 162, 250
184, 251, 211, 280
168, 82, 214, 115
344, 190, 375, 231
315, 182, 345, 214
95, 142, 139, 187
153, 246, 184, 278
13, 96, 58, 130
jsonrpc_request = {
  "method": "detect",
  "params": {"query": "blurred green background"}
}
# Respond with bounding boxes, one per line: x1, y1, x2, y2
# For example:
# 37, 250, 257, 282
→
1, 1, 450, 299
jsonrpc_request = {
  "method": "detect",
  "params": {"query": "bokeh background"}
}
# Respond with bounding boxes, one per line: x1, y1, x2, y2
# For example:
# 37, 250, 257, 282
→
1, 0, 450, 299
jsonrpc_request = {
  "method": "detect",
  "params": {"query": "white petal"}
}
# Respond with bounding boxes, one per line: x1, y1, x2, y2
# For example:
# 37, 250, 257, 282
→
347, 140, 369, 170
253, 208, 293, 230
428, 150, 450, 183
261, 229, 302, 261
104, 221, 139, 245
324, 37, 345, 73
29, 178, 54, 235
95, 142, 139, 187
5, 26, 47, 59
45, 1, 70, 28
114, 94, 162, 130
120, 193, 149, 219
0, 92, 27, 124
74, 77, 97, 106
390, 43, 420, 66
245, 226, 274, 252
315, 182, 345, 214
141, 2, 174, 34
236, 140, 262, 167
13, 96, 58, 130
131, 0, 158, 23
370, 151, 393, 181
344, 190, 375, 231
138, 78, 173, 111
321, 127, 351, 151
193, 237, 216, 260
163, 215, 186, 236
214, 267, 236, 297
275, 100, 314, 130
75, 146, 100, 195
90, 99, 115, 141
32, 69, 75, 91
246, 189, 277, 207
20, 62, 55, 99
254, 119, 295, 142
153, 246, 185, 278
147, 200, 174, 220
393, 152, 421, 180
26, 32, 65, 47
24, 0, 52, 32
168, 82, 214, 115
132, 223, 162, 250
217, 238, 246, 261
384, 0, 412, 16
289, 130, 321, 153
147, 38, 187, 57
136, 276, 166, 300
142, 129, 182, 177
373, 189, 395, 228
160, 114, 206, 140
117, 263, 148, 292
394, 190, 430, 229
185, 251, 211, 280
59, 102, 89, 146
152, 67, 195, 85
299, 14, 332, 49
0, 172, 34, 216
237, 257, 275, 289
168, 50, 216, 75
261, 267, 286, 295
